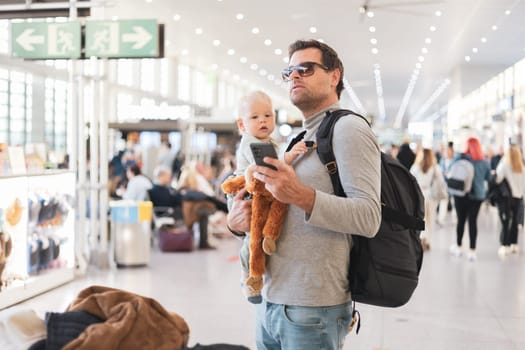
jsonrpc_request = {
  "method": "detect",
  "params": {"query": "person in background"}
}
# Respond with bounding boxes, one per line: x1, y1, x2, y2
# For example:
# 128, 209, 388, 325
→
227, 39, 381, 349
389, 144, 399, 159
449, 137, 491, 261
157, 141, 175, 169
410, 148, 443, 251
490, 145, 504, 171
438, 141, 456, 225
397, 138, 416, 170
495, 144, 525, 256
122, 164, 152, 201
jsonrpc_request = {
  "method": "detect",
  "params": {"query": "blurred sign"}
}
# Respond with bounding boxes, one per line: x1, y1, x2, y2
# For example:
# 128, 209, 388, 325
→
11, 21, 81, 59
85, 19, 158, 58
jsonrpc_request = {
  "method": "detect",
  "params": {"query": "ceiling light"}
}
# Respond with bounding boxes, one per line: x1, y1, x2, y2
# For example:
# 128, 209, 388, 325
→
195, 28, 203, 35
145, 0, 152, 3
505, 10, 511, 15
211, 64, 218, 70
250, 63, 258, 70
465, 55, 471, 62
367, 11, 374, 18
309, 26, 317, 33
415, 62, 422, 69
181, 49, 189, 56
371, 48, 378, 54
252, 27, 260, 34
418, 56, 424, 62
425, 37, 431, 44
283, 57, 289, 63
223, 69, 230, 75
173, 14, 181, 21
370, 38, 377, 45
165, 40, 170, 47
236, 13, 244, 20
472, 47, 478, 53
421, 47, 428, 54
259, 69, 267, 76
435, 10, 442, 16
267, 75, 275, 81
264, 39, 272, 46
369, 26, 376, 33
429, 25, 436, 32
492, 25, 498, 31
481, 37, 487, 43
274, 48, 282, 55
213, 39, 220, 46
111, 16, 118, 20
240, 57, 247, 63
233, 74, 240, 81
227, 49, 235, 55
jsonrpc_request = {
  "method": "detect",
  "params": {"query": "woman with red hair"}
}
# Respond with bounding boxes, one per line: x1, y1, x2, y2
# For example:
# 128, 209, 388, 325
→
449, 137, 491, 261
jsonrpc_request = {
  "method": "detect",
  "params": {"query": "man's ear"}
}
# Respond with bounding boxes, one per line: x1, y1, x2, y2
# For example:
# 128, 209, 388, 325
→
330, 69, 341, 90
236, 118, 245, 133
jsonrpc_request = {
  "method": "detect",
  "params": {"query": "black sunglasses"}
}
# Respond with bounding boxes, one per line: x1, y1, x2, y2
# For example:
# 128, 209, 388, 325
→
281, 61, 330, 82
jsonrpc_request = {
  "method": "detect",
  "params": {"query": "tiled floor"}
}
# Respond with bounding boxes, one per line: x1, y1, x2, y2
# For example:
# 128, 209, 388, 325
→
4, 203, 525, 349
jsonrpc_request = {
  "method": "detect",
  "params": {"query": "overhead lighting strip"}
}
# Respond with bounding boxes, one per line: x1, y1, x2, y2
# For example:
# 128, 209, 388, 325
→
343, 77, 366, 115
394, 9, 442, 128
412, 79, 451, 120
374, 64, 386, 121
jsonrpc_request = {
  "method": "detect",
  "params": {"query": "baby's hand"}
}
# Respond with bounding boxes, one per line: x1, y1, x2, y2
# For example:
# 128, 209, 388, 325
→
244, 164, 256, 183
284, 141, 314, 164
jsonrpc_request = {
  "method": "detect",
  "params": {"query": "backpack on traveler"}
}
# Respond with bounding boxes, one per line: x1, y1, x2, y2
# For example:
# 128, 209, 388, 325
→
315, 109, 425, 309
286, 109, 425, 310
446, 157, 475, 197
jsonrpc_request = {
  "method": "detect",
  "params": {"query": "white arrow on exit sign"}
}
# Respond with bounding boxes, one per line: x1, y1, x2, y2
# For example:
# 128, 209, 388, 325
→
122, 26, 152, 49
16, 29, 44, 51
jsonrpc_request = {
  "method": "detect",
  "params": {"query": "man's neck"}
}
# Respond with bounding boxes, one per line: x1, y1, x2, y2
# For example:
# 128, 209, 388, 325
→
301, 97, 339, 119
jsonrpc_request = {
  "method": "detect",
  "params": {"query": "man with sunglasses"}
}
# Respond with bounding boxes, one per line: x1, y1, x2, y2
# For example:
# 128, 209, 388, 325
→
227, 39, 381, 349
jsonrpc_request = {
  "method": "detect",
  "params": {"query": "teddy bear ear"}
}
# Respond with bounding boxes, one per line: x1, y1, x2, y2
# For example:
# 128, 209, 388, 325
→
221, 175, 246, 194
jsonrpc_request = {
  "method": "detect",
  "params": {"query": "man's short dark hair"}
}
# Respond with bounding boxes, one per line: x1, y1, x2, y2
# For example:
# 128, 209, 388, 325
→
448, 141, 454, 149
288, 39, 344, 98
128, 164, 141, 176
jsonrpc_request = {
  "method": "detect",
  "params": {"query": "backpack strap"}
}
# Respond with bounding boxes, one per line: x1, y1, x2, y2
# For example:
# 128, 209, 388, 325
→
316, 109, 368, 196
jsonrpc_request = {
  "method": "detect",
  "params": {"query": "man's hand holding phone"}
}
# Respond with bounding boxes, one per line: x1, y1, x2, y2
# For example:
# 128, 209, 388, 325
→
250, 142, 278, 170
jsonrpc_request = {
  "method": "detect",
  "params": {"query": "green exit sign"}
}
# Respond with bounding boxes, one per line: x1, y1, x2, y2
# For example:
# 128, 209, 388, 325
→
85, 19, 158, 58
11, 21, 81, 59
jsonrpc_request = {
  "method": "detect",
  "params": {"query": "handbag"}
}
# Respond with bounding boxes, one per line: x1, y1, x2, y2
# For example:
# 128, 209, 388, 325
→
158, 224, 194, 252
431, 166, 448, 201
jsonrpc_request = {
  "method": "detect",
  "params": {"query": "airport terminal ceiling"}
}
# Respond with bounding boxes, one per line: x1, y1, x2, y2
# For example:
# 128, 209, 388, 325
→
92, 0, 525, 128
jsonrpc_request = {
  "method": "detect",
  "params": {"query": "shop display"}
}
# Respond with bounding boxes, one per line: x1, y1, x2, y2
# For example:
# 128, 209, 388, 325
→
0, 171, 76, 309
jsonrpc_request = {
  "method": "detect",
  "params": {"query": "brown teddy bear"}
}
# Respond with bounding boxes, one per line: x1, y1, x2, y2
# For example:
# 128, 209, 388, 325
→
221, 174, 288, 303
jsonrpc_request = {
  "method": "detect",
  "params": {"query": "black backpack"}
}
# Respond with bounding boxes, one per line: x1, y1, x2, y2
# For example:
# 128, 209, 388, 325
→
315, 109, 425, 308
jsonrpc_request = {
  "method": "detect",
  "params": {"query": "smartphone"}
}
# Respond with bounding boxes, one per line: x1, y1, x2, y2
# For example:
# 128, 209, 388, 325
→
250, 142, 278, 170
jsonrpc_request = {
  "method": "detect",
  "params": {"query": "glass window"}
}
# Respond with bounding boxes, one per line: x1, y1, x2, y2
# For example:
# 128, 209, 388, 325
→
118, 59, 134, 86
141, 59, 155, 92
160, 59, 169, 96
177, 64, 190, 101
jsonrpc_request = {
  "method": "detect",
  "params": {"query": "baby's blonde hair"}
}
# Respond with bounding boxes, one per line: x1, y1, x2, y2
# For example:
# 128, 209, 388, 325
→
237, 90, 273, 120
